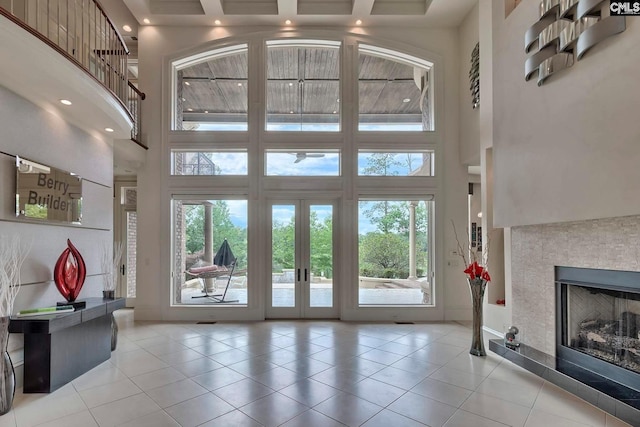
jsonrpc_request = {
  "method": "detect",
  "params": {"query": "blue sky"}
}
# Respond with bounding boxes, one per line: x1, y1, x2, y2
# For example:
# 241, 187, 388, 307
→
178, 151, 427, 177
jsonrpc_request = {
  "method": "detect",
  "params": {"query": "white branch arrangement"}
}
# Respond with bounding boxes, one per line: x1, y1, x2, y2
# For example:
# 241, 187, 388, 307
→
101, 241, 124, 292
0, 235, 31, 317
451, 219, 491, 269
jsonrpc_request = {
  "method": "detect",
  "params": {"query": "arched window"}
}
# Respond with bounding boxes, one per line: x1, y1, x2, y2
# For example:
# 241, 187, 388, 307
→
173, 44, 248, 131
358, 44, 433, 131
265, 39, 341, 131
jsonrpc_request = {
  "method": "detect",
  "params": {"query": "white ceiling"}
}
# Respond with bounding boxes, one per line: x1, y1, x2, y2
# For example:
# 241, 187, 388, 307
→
103, 0, 478, 46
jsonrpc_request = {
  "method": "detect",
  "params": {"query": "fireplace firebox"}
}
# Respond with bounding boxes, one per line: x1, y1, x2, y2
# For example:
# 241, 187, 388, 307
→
556, 266, 640, 393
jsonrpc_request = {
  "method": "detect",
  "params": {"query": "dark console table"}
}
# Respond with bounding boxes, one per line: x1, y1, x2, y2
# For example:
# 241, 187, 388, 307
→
9, 297, 125, 393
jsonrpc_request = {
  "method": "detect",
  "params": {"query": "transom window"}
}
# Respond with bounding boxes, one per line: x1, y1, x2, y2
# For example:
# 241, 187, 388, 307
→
173, 44, 248, 131
358, 44, 433, 131
266, 40, 341, 132
171, 40, 434, 133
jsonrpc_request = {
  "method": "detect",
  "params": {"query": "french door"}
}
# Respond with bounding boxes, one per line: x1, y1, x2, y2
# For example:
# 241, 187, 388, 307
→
267, 199, 338, 318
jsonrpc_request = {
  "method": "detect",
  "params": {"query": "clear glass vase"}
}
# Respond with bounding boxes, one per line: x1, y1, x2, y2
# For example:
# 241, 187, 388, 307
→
468, 278, 487, 356
0, 317, 15, 415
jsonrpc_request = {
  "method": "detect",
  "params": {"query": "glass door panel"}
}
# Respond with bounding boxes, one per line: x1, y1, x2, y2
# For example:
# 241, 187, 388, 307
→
268, 199, 337, 318
271, 204, 297, 308
309, 204, 333, 307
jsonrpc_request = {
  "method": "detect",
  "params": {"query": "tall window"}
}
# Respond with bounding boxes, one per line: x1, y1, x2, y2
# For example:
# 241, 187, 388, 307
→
266, 40, 341, 131
173, 44, 248, 131
169, 36, 439, 313
358, 199, 434, 305
358, 44, 433, 131
172, 198, 248, 305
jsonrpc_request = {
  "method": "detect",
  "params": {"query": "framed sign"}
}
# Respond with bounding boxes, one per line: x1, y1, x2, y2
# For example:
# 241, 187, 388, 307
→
16, 157, 82, 224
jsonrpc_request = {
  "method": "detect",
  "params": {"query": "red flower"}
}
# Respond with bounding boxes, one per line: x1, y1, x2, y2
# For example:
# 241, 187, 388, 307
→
464, 261, 490, 282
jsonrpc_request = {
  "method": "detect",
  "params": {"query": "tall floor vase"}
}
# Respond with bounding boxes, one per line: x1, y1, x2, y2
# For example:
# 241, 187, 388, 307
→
0, 317, 15, 415
110, 313, 118, 351
468, 278, 487, 356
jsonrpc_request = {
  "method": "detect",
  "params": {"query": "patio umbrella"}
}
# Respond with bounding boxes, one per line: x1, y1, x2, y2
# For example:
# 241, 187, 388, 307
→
214, 239, 235, 267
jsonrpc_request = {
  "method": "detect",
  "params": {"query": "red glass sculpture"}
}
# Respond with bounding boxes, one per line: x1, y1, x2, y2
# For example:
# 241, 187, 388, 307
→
53, 239, 86, 302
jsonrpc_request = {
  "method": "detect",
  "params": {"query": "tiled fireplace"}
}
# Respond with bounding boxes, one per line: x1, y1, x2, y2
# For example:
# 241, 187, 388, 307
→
497, 215, 640, 425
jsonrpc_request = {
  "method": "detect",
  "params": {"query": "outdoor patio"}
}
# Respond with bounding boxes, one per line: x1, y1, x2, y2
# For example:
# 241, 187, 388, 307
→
179, 278, 429, 306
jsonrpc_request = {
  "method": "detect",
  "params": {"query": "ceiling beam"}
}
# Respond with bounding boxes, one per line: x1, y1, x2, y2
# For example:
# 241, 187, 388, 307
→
370, 0, 433, 15
352, 0, 375, 16
277, 0, 297, 16
200, 0, 225, 16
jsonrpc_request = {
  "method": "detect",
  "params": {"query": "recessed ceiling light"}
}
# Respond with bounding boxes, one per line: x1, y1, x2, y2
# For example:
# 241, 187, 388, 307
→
336, 98, 340, 103
356, 19, 362, 25
288, 82, 293, 87
333, 110, 337, 114
289, 111, 294, 114
184, 81, 190, 86
204, 110, 209, 113
237, 82, 243, 87
402, 98, 411, 103
187, 108, 193, 111
105, 127, 114, 133
122, 25, 132, 32
181, 97, 186, 102
214, 19, 221, 25
59, 99, 72, 106
285, 19, 292, 25
143, 18, 150, 24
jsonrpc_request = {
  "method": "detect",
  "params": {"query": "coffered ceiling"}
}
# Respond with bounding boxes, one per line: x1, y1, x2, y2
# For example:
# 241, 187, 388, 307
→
103, 0, 477, 41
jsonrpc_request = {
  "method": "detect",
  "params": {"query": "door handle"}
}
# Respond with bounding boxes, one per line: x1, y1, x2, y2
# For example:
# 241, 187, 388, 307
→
304, 268, 308, 281
297, 268, 301, 281
121, 264, 126, 275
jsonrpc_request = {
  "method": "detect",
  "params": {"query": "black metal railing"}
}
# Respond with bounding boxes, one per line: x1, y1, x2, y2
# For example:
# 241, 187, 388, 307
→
0, 0, 145, 147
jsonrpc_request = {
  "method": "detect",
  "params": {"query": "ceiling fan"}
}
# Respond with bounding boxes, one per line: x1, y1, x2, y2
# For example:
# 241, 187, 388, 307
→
291, 152, 325, 163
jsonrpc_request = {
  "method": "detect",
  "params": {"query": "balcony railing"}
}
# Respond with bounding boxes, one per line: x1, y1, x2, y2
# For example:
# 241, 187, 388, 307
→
0, 0, 145, 147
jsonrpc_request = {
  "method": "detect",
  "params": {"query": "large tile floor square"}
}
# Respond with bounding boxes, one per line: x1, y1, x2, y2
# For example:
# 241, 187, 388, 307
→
3, 310, 632, 427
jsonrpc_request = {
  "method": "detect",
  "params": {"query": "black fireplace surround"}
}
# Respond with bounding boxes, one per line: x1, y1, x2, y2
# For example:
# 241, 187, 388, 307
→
490, 266, 640, 427
556, 266, 640, 395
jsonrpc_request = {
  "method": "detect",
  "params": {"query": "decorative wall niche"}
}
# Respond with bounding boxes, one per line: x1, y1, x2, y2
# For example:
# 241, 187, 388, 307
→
524, 0, 626, 86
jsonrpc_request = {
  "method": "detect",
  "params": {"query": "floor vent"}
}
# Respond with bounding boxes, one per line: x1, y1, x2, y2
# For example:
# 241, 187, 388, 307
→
394, 321, 415, 324
196, 321, 217, 324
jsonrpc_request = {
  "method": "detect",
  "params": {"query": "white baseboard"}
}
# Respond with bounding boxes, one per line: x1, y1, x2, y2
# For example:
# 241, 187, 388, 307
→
483, 325, 502, 338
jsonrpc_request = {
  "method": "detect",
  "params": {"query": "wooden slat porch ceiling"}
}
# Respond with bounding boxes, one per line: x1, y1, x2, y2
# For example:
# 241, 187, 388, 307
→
180, 47, 426, 119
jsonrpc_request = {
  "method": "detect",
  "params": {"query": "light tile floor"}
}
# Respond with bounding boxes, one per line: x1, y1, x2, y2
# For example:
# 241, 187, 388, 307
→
1, 310, 633, 427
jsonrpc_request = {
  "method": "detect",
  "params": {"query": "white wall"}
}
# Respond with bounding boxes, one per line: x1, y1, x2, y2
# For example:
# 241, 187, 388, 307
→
0, 85, 113, 366
492, 0, 640, 227
135, 25, 472, 321
458, 2, 480, 166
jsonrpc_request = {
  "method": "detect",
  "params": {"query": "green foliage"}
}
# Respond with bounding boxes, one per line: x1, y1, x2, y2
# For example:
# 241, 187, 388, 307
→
184, 201, 247, 267
310, 211, 333, 278
359, 232, 409, 278
361, 153, 402, 176
24, 204, 47, 219
271, 217, 295, 272
270, 209, 333, 279
363, 201, 427, 235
